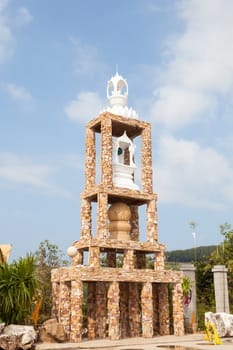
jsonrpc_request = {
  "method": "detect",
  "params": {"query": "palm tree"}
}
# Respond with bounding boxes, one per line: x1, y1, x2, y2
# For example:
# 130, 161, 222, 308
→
0, 255, 39, 324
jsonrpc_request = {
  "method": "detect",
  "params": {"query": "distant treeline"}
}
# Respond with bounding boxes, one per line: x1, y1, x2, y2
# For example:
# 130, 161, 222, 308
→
165, 245, 216, 262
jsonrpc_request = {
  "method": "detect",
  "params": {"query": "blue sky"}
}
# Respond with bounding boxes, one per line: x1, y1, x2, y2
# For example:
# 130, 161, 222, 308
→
1, 0, 233, 261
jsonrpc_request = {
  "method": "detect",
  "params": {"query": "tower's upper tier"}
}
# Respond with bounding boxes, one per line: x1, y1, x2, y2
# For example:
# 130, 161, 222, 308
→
104, 72, 138, 119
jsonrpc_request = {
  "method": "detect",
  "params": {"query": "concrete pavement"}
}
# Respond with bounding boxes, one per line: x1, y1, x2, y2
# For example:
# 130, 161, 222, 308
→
36, 333, 233, 350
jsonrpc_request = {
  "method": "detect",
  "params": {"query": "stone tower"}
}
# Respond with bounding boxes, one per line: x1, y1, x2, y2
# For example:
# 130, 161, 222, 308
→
51, 73, 184, 342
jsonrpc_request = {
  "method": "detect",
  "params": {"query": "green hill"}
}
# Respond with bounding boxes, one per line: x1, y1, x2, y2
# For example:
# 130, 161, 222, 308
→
165, 245, 216, 263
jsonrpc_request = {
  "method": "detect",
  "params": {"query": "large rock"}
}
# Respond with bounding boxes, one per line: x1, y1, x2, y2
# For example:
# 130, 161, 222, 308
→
39, 318, 66, 343
0, 324, 37, 350
205, 312, 233, 337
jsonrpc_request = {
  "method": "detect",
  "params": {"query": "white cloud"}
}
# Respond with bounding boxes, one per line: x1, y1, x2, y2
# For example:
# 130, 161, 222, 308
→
155, 135, 233, 208
151, 86, 215, 128
0, 153, 72, 198
0, 3, 32, 64
150, 0, 233, 129
0, 3, 14, 64
65, 91, 103, 122
16, 7, 33, 27
1, 82, 35, 111
70, 37, 99, 75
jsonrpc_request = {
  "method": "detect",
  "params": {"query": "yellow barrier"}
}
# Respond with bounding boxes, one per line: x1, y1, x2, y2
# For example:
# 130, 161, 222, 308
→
204, 321, 223, 345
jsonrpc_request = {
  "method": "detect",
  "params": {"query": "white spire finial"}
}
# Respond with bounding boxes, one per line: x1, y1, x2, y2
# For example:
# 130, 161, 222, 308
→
107, 72, 128, 107
103, 72, 139, 119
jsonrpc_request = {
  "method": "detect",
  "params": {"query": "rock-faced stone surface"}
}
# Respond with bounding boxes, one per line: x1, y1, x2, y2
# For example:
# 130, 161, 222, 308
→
0, 324, 37, 350
205, 311, 233, 337
39, 318, 66, 343
52, 76, 185, 342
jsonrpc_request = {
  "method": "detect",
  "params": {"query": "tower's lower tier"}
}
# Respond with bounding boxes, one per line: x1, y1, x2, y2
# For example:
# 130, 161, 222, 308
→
51, 266, 184, 342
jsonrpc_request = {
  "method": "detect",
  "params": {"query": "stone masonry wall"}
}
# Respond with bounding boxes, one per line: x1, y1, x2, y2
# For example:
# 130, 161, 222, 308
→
108, 281, 120, 340
72, 250, 83, 266
152, 283, 159, 335
52, 278, 185, 341
95, 282, 107, 338
154, 249, 165, 271
89, 246, 100, 267
141, 282, 153, 338
52, 266, 183, 284
80, 197, 92, 240
141, 125, 153, 194
101, 117, 112, 188
87, 282, 96, 340
97, 192, 108, 239
70, 280, 83, 342
128, 283, 140, 337
158, 283, 170, 336
51, 282, 59, 320
120, 282, 129, 338
52, 112, 185, 342
85, 127, 96, 190
147, 197, 158, 242
172, 282, 185, 336
59, 282, 71, 337
130, 205, 139, 241
123, 249, 134, 269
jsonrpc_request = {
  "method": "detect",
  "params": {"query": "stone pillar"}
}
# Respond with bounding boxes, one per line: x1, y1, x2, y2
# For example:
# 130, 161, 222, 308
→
70, 280, 83, 342
51, 282, 59, 319
158, 283, 170, 335
172, 282, 185, 336
130, 205, 139, 241
89, 246, 100, 267
85, 127, 96, 190
212, 265, 229, 313
59, 282, 71, 337
72, 250, 83, 266
154, 249, 165, 271
101, 117, 112, 188
141, 282, 153, 338
108, 281, 120, 340
152, 283, 159, 335
146, 197, 158, 242
97, 192, 108, 239
87, 282, 96, 340
181, 264, 197, 333
128, 283, 140, 337
123, 250, 134, 270
80, 197, 92, 240
96, 282, 107, 338
141, 125, 153, 194
120, 283, 129, 338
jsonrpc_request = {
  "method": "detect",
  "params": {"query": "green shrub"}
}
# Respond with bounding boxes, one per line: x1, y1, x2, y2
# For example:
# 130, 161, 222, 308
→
0, 255, 39, 324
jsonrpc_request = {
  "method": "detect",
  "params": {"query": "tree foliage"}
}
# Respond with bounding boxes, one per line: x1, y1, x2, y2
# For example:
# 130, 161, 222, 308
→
195, 260, 215, 329
34, 240, 69, 322
165, 225, 233, 328
166, 245, 216, 263
195, 223, 233, 327
182, 276, 192, 297
0, 255, 39, 324
207, 225, 233, 313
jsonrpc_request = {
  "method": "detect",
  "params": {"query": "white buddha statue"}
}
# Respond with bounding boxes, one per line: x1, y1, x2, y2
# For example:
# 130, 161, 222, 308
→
112, 131, 139, 190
